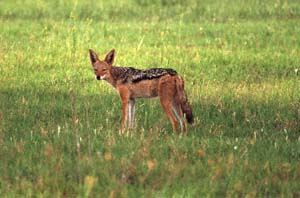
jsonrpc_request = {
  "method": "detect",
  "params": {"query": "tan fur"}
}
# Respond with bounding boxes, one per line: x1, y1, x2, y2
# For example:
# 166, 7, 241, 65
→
89, 49, 193, 134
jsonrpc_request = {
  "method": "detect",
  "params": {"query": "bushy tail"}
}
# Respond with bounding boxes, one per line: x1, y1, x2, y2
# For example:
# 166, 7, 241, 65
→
175, 76, 194, 124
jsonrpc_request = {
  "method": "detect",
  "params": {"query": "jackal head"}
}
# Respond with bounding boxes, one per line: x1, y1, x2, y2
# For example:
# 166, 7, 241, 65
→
89, 49, 115, 81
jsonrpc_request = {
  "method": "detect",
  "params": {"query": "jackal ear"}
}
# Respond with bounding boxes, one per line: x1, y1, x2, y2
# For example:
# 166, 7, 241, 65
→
89, 49, 99, 64
104, 49, 115, 65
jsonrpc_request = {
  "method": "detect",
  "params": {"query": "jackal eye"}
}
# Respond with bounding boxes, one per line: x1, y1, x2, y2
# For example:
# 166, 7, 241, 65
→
102, 68, 107, 72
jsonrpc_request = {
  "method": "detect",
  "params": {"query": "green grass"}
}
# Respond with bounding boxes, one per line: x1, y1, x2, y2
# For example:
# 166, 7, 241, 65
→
0, 0, 300, 197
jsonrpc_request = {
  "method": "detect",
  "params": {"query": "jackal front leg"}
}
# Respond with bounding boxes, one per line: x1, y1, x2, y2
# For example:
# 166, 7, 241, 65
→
128, 99, 135, 129
119, 87, 131, 134
120, 100, 128, 134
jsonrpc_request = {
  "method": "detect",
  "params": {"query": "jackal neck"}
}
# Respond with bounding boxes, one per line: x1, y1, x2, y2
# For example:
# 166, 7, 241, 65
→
111, 66, 177, 84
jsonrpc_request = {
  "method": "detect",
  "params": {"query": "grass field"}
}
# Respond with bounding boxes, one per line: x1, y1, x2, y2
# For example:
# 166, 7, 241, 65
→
1, 0, 300, 197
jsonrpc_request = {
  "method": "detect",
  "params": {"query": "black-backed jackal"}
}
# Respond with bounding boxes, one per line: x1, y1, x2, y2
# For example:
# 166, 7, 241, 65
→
89, 49, 193, 134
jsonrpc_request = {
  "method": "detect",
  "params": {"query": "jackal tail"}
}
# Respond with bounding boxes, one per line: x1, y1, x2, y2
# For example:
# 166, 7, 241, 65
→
176, 76, 194, 124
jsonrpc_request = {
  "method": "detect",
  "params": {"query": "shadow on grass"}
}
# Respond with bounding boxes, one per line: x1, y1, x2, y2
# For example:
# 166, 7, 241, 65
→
0, 87, 118, 138
1, 86, 299, 140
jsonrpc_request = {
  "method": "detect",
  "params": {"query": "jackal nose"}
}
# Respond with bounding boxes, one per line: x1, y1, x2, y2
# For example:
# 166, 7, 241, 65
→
96, 76, 101, 80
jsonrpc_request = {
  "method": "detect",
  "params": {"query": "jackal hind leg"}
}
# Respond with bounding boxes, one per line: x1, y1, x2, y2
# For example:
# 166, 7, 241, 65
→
160, 98, 179, 133
158, 76, 179, 133
173, 102, 187, 133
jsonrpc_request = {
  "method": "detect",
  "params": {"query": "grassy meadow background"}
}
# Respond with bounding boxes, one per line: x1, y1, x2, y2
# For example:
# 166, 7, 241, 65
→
1, 0, 300, 197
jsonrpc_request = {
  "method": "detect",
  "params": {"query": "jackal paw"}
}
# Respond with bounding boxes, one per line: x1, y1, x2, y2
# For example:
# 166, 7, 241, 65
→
118, 129, 125, 135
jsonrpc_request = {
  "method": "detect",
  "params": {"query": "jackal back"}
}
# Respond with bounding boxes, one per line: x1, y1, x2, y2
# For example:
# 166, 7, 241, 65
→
112, 67, 177, 83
